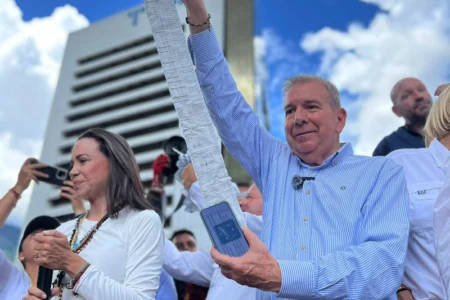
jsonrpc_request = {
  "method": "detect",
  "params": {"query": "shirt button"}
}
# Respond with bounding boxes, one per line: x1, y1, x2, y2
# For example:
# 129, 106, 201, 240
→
301, 244, 306, 250
304, 217, 308, 222
310, 169, 314, 174
306, 191, 310, 195
333, 161, 338, 166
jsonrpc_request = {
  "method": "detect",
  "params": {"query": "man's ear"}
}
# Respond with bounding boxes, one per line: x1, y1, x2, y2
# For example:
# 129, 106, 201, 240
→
392, 105, 402, 118
335, 108, 347, 134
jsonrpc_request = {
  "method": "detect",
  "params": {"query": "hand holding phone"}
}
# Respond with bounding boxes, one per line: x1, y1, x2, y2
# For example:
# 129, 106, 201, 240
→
14, 158, 50, 193
31, 160, 69, 187
200, 202, 249, 257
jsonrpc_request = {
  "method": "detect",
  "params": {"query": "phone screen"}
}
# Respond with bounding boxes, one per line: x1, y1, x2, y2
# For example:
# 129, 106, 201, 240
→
200, 202, 249, 257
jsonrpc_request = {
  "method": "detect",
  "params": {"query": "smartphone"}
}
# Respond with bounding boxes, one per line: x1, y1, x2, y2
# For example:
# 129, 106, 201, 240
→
32, 160, 69, 186
200, 201, 249, 257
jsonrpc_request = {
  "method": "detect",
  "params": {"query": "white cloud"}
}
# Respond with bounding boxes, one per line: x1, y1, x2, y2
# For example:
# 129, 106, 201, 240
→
301, 0, 450, 155
0, 0, 88, 225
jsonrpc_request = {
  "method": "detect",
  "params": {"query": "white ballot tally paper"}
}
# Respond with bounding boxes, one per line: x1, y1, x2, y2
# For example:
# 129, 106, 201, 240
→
144, 0, 246, 228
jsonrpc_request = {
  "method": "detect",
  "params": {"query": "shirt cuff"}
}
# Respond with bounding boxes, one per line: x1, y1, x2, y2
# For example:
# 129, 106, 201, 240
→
73, 263, 95, 294
277, 260, 316, 298
187, 27, 223, 67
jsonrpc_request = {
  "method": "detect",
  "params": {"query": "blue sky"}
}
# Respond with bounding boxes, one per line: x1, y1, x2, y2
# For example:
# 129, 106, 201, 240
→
14, 0, 381, 146
1, 0, 450, 230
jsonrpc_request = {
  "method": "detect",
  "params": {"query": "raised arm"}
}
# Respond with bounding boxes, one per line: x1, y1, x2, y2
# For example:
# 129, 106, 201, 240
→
0, 158, 48, 228
182, 0, 284, 188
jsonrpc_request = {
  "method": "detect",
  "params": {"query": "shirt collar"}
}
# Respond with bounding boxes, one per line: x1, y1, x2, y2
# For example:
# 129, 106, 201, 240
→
297, 143, 353, 169
429, 138, 450, 169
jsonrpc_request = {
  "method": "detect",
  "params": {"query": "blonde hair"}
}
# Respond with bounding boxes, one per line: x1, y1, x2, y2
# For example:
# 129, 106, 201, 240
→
425, 86, 450, 146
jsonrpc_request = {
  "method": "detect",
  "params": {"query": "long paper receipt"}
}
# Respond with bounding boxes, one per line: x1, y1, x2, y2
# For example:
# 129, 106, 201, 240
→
144, 0, 245, 226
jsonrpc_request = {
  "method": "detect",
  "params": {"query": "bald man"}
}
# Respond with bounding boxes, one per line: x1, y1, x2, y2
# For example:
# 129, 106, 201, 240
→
373, 78, 432, 156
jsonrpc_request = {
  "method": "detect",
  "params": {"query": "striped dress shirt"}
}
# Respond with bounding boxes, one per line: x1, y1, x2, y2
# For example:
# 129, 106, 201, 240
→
188, 28, 409, 300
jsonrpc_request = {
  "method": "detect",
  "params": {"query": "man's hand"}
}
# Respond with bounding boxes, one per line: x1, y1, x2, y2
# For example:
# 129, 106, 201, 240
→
210, 227, 282, 292
435, 83, 450, 96
181, 0, 210, 35
181, 163, 197, 190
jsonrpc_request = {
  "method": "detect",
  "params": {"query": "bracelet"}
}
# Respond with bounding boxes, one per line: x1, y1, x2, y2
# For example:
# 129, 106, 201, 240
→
9, 188, 21, 202
66, 262, 91, 290
185, 13, 211, 27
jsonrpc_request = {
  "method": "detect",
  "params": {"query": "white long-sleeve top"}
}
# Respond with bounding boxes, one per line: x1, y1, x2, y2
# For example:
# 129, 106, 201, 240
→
164, 182, 262, 299
434, 159, 450, 300
55, 207, 164, 300
388, 138, 450, 299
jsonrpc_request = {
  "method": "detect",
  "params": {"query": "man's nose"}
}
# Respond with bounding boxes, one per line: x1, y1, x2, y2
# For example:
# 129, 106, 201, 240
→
294, 109, 308, 126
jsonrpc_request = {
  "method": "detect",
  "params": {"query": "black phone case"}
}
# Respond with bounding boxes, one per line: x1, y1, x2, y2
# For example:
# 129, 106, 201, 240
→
36, 165, 68, 186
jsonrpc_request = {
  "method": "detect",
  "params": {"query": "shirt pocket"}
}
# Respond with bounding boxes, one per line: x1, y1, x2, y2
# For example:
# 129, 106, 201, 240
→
408, 182, 441, 232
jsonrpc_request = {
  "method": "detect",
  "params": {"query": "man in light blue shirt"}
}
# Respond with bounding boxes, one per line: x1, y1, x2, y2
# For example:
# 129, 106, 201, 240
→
180, 1, 410, 299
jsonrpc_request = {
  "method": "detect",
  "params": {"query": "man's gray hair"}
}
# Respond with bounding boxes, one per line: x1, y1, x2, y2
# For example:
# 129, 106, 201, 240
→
282, 75, 341, 109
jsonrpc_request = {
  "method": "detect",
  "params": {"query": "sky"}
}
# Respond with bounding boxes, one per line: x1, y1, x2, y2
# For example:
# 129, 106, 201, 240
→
1, 0, 450, 229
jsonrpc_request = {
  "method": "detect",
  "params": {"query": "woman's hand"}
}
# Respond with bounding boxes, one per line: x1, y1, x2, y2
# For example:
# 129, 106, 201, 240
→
33, 230, 74, 271
23, 286, 59, 300
14, 158, 48, 194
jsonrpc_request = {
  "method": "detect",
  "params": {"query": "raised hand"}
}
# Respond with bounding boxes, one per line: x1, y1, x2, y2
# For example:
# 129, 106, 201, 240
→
14, 158, 49, 194
181, 163, 197, 190
60, 181, 86, 216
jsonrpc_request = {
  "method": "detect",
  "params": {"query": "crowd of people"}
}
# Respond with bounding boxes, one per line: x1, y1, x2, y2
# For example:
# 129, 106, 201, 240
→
0, 0, 450, 299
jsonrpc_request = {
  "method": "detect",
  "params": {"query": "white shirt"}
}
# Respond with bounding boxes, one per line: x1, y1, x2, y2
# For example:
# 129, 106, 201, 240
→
163, 182, 262, 299
434, 157, 450, 300
388, 138, 450, 299
163, 239, 257, 300
56, 208, 164, 300
0, 249, 30, 299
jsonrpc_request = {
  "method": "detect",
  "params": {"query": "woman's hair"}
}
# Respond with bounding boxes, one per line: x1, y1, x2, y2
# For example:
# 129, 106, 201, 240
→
425, 86, 450, 146
78, 128, 154, 218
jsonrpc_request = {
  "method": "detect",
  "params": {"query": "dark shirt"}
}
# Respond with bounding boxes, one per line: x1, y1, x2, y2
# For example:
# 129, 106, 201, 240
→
174, 279, 208, 300
373, 125, 425, 156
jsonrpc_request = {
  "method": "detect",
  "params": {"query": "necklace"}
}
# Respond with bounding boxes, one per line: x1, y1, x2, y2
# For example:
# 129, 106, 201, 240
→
55, 212, 109, 299
70, 212, 88, 250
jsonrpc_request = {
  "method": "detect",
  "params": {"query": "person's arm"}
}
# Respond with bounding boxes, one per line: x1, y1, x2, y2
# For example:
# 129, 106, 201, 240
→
276, 162, 409, 299
73, 210, 164, 299
0, 158, 48, 228
183, 2, 283, 190
163, 239, 214, 287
